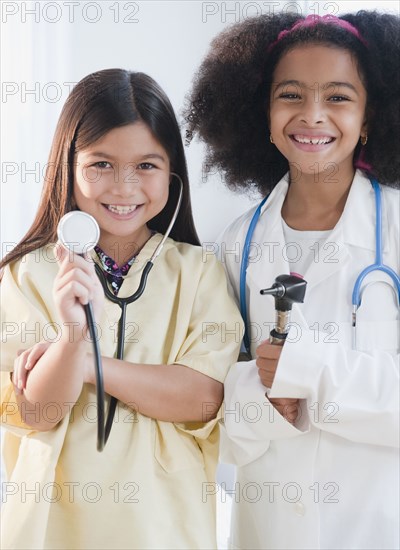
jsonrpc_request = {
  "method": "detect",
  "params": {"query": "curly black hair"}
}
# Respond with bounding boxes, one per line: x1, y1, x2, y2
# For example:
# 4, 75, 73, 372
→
184, 11, 400, 195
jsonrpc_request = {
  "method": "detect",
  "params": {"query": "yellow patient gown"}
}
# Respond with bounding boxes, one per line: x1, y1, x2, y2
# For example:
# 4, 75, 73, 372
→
1, 234, 242, 550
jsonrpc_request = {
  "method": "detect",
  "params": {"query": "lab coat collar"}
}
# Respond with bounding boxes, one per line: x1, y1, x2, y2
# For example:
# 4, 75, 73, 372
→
257, 169, 381, 252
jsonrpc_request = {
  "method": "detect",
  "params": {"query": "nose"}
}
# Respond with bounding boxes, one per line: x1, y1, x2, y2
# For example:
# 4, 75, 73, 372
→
111, 163, 141, 196
298, 95, 326, 125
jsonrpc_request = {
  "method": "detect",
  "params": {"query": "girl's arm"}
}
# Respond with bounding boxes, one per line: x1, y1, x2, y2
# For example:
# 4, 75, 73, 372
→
13, 245, 104, 431
14, 344, 223, 426
85, 356, 223, 423
14, 339, 88, 430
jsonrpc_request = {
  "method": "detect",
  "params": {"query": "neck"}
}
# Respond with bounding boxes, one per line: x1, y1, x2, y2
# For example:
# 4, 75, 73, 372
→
98, 227, 152, 266
281, 167, 355, 230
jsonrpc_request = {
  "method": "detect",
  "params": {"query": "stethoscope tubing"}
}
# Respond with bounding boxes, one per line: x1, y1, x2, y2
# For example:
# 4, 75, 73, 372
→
351, 180, 400, 307
240, 195, 269, 354
83, 302, 106, 451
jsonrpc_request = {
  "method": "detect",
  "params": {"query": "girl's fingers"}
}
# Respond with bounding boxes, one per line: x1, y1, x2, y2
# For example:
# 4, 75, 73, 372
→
25, 342, 51, 370
255, 340, 282, 359
13, 350, 31, 393
55, 269, 97, 303
56, 280, 93, 306
256, 357, 277, 371
13, 342, 53, 393
269, 397, 298, 406
269, 398, 300, 424
54, 242, 67, 263
56, 243, 97, 279
54, 244, 102, 306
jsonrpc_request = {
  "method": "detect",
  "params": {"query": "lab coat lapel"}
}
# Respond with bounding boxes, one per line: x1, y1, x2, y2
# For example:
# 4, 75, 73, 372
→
244, 177, 310, 346
300, 171, 375, 293
341, 171, 380, 253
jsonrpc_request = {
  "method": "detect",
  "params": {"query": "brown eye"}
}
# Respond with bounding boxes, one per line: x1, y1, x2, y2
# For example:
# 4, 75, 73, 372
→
137, 162, 156, 170
93, 162, 112, 169
328, 96, 350, 102
279, 93, 300, 100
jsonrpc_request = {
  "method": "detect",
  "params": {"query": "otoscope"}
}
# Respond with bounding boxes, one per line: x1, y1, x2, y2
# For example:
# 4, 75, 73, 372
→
260, 274, 307, 345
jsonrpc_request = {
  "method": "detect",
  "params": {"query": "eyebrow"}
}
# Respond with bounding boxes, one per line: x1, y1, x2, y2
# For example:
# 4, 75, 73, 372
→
82, 152, 167, 163
273, 80, 359, 94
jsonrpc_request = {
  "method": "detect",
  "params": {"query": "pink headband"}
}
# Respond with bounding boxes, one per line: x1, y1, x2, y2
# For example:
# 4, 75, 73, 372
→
269, 14, 368, 51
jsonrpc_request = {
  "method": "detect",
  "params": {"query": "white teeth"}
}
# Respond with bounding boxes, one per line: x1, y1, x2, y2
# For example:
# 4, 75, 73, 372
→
293, 135, 333, 145
107, 204, 137, 214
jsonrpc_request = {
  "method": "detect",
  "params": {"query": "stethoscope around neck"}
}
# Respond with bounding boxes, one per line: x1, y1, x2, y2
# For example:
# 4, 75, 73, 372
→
240, 178, 400, 355
57, 172, 183, 451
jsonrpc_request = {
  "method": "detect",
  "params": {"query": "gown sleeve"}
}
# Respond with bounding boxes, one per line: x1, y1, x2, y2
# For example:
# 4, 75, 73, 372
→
172, 251, 243, 439
1, 251, 59, 436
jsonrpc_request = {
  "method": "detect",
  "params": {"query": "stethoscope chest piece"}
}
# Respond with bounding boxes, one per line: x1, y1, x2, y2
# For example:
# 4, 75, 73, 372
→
57, 211, 100, 254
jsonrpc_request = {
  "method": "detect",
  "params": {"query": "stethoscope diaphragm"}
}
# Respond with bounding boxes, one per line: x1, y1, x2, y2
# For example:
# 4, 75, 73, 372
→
57, 211, 100, 254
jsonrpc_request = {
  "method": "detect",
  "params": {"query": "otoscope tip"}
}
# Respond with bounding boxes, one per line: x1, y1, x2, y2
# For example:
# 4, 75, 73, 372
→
260, 288, 278, 295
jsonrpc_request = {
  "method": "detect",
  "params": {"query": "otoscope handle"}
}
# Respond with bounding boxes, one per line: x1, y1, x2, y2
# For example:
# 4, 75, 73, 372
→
270, 329, 287, 346
270, 309, 291, 345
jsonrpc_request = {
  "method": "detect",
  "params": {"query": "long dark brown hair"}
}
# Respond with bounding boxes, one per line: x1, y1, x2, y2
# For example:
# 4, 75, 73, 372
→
1, 69, 200, 270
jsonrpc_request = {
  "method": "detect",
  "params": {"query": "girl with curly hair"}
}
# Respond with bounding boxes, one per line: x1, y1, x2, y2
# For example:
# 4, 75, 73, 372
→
186, 10, 399, 550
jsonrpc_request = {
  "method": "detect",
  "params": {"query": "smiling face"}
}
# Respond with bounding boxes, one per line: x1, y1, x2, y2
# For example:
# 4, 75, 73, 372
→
73, 122, 171, 262
269, 45, 368, 183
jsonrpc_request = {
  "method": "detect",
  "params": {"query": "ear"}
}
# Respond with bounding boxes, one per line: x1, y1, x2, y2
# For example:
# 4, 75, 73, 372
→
361, 119, 368, 136
362, 105, 373, 135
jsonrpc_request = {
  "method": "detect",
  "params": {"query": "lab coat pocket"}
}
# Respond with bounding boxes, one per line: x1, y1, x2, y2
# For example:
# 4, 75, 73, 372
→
356, 320, 399, 354
154, 420, 204, 473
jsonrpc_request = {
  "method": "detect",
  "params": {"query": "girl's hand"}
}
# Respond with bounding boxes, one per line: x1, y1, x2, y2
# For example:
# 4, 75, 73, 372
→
13, 342, 51, 394
53, 244, 104, 341
269, 397, 300, 425
256, 340, 300, 425
256, 340, 282, 388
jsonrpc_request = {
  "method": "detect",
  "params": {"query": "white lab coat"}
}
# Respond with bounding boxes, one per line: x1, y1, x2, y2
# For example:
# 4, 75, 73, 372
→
219, 171, 399, 550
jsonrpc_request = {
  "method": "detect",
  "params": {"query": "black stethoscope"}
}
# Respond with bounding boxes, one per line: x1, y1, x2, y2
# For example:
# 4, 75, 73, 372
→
57, 173, 183, 451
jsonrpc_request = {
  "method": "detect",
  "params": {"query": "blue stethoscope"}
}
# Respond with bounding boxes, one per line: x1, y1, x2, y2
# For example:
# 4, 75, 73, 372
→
240, 178, 400, 354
